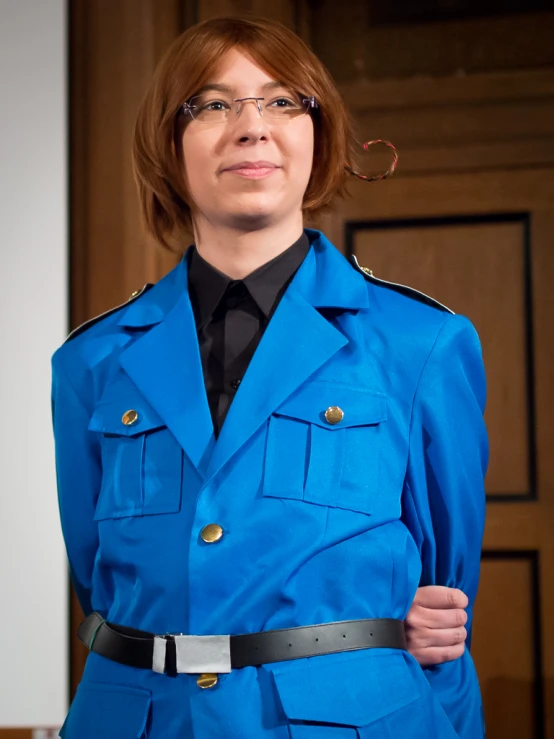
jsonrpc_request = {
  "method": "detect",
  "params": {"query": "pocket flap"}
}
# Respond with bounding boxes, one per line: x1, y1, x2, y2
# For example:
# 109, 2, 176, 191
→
273, 382, 387, 429
271, 650, 419, 728
59, 682, 151, 739
88, 399, 166, 437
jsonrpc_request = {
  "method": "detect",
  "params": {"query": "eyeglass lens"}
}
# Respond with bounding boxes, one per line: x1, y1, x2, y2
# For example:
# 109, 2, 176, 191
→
186, 89, 313, 123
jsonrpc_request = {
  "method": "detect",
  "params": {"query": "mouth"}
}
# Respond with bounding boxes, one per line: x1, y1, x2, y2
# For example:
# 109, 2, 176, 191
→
224, 166, 279, 179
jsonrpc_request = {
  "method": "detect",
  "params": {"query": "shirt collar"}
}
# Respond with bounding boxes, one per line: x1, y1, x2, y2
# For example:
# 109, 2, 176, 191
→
188, 231, 311, 331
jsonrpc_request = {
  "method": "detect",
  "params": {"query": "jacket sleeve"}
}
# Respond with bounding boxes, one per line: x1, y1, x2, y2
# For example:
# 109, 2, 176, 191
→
51, 350, 101, 618
401, 313, 489, 738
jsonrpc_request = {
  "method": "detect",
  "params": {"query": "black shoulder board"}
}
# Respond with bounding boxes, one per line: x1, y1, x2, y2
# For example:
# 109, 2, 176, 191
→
64, 283, 155, 343
349, 254, 454, 314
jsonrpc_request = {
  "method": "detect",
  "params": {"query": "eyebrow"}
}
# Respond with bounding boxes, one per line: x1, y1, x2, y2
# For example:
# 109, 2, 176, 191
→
194, 81, 289, 96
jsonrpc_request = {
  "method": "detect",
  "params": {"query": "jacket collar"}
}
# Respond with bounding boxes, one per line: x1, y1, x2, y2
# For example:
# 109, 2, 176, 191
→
117, 228, 369, 330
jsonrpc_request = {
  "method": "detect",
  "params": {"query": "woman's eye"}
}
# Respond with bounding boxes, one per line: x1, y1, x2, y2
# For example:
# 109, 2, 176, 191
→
270, 97, 295, 108
201, 100, 229, 111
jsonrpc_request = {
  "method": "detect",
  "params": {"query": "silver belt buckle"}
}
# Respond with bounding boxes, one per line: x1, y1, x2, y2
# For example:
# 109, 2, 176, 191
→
152, 633, 232, 675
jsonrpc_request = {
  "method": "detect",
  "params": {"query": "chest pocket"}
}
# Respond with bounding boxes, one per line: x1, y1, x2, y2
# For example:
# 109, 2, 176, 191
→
88, 398, 183, 521
262, 381, 387, 516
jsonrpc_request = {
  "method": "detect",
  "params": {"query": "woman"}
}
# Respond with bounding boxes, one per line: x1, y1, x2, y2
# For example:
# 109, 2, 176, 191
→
51, 15, 487, 739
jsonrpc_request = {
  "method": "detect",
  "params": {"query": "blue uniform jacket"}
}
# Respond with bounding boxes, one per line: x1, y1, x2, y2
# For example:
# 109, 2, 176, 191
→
51, 228, 488, 739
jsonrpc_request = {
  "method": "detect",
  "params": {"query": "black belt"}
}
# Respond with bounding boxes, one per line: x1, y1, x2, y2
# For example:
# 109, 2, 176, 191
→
79, 612, 407, 677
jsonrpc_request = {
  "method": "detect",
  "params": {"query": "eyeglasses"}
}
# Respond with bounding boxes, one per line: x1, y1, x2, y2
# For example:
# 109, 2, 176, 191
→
180, 91, 318, 124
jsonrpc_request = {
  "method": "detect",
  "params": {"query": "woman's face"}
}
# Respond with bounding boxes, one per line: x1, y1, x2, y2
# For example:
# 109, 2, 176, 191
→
180, 48, 315, 232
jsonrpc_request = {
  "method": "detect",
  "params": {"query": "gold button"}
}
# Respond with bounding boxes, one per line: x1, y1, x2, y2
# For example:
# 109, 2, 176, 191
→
361, 266, 373, 276
197, 673, 218, 689
129, 289, 140, 300
324, 406, 344, 425
122, 409, 139, 426
201, 523, 224, 543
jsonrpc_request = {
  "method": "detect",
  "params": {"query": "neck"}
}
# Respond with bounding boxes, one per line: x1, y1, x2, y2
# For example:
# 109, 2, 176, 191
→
191, 212, 305, 280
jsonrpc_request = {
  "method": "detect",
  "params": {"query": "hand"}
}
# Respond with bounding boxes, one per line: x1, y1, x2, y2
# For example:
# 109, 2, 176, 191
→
405, 586, 469, 667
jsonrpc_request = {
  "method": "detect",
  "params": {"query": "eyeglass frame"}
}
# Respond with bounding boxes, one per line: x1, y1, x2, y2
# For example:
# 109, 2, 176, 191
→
179, 94, 319, 122
177, 92, 398, 183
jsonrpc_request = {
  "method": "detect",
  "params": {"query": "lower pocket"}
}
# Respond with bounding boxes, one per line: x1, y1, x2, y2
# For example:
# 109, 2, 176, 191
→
271, 649, 420, 738
58, 681, 152, 739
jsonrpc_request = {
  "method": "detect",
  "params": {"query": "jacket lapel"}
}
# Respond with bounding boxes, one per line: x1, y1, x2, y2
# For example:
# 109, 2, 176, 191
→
118, 254, 216, 479
200, 230, 369, 490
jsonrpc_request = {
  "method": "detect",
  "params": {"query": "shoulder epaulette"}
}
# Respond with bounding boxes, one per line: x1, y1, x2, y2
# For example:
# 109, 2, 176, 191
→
64, 283, 155, 343
349, 254, 454, 314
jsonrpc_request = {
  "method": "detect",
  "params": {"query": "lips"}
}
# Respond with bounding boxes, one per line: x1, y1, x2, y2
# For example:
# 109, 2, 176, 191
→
224, 161, 279, 171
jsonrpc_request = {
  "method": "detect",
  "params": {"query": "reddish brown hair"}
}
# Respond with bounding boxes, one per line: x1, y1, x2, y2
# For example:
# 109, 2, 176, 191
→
132, 15, 360, 252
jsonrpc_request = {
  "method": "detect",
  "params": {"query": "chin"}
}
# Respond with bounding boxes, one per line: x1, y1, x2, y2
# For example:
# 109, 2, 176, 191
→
225, 200, 280, 227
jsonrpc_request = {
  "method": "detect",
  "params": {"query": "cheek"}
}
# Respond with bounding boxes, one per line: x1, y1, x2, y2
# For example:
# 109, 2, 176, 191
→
181, 131, 214, 198
289, 123, 314, 184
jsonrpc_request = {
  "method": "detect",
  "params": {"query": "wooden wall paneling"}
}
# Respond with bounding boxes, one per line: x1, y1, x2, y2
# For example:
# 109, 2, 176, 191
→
329, 169, 554, 236
367, 0, 553, 26
473, 553, 540, 739
336, 68, 554, 178
196, 0, 296, 26
530, 211, 554, 737
340, 67, 554, 109
70, 0, 183, 327
308, 4, 554, 82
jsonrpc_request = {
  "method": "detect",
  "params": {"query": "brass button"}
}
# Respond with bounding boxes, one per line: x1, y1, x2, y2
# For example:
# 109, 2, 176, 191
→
197, 673, 218, 689
360, 266, 373, 276
122, 409, 139, 426
324, 406, 344, 425
201, 523, 224, 543
129, 289, 140, 299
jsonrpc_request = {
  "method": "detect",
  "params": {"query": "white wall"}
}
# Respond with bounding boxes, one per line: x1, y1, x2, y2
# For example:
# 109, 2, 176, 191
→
0, 0, 68, 729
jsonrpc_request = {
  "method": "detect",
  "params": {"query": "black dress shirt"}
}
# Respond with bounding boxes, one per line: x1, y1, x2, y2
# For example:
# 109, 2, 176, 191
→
187, 231, 311, 438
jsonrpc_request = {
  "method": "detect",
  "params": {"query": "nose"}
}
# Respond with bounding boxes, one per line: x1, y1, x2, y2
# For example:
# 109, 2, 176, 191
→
230, 98, 269, 141
234, 97, 264, 119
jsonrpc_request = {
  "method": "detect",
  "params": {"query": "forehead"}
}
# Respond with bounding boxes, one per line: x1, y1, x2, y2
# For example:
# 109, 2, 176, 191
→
209, 48, 278, 87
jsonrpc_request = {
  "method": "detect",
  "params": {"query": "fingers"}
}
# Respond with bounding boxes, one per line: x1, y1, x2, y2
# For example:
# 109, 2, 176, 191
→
409, 642, 466, 667
406, 624, 467, 667
413, 586, 469, 610
407, 587, 470, 667
406, 603, 468, 630
406, 625, 468, 650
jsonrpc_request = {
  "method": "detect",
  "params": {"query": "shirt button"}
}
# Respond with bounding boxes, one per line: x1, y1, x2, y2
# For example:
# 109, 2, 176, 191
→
201, 523, 224, 543
230, 379, 241, 390
197, 673, 218, 689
